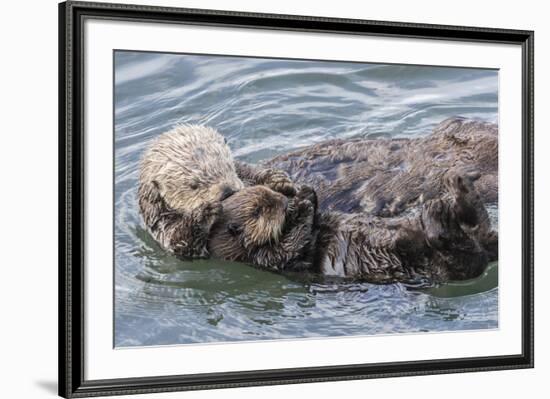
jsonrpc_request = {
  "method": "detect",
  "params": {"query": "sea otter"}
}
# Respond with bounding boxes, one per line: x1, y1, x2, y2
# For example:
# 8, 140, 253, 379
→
264, 117, 498, 217
138, 124, 296, 259
209, 170, 497, 284
208, 185, 316, 272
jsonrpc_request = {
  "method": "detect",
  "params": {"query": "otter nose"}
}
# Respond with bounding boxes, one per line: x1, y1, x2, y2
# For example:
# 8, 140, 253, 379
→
220, 186, 236, 201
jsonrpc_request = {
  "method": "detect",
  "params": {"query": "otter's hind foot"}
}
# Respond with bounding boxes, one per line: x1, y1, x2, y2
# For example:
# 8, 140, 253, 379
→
443, 169, 486, 230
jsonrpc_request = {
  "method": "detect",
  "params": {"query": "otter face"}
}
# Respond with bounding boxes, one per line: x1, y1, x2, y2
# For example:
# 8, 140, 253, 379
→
221, 186, 288, 249
160, 174, 243, 212
140, 125, 245, 212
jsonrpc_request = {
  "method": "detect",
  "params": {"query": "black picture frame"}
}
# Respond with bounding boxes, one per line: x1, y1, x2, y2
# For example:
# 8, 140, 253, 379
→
59, 1, 534, 397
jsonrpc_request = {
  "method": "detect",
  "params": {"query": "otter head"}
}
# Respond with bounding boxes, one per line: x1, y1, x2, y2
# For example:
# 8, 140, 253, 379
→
140, 125, 245, 212
221, 186, 289, 249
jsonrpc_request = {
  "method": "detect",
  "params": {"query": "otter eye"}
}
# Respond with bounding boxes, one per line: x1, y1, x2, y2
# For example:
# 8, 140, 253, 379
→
189, 181, 199, 190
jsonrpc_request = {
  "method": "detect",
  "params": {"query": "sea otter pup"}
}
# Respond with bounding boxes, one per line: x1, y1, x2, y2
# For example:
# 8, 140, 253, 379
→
264, 117, 498, 217
209, 171, 497, 284
208, 185, 316, 271
138, 124, 296, 259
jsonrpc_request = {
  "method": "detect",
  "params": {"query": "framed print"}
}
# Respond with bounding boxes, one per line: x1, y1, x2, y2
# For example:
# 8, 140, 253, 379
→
59, 1, 534, 397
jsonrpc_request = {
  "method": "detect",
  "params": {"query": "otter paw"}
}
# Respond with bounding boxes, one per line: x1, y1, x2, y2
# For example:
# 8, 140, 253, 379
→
295, 198, 315, 222
196, 202, 223, 229
295, 184, 317, 205
263, 169, 297, 197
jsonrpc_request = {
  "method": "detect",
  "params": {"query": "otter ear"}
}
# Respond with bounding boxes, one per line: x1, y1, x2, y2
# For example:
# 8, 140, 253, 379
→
227, 223, 242, 236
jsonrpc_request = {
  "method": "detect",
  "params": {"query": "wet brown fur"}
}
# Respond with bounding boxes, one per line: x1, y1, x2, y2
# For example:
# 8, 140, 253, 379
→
312, 170, 496, 283
209, 172, 496, 284
264, 117, 498, 216
209, 186, 315, 271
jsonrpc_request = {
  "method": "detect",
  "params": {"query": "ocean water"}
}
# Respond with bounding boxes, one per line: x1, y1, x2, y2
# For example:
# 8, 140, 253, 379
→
114, 50, 499, 347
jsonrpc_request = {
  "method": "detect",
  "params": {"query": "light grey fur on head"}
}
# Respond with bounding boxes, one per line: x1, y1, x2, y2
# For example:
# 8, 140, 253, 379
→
139, 124, 244, 212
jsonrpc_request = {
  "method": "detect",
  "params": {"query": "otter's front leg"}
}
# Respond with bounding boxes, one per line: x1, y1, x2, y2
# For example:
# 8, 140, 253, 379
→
139, 180, 222, 259
188, 202, 223, 259
254, 187, 317, 271
280, 198, 316, 265
234, 160, 297, 196
157, 202, 221, 260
